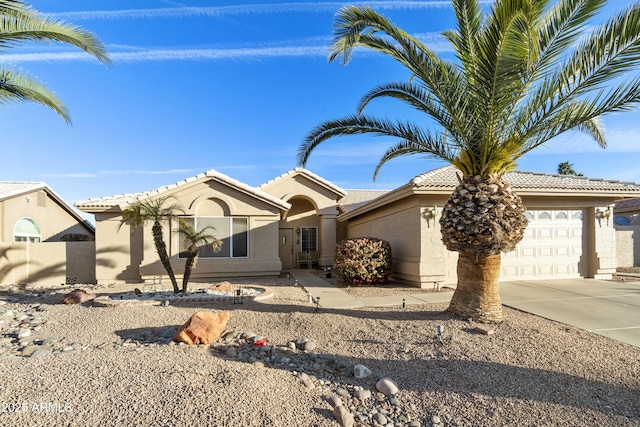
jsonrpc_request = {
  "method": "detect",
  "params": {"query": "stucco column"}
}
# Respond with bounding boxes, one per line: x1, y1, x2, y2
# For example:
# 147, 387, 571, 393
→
591, 205, 616, 280
319, 213, 338, 267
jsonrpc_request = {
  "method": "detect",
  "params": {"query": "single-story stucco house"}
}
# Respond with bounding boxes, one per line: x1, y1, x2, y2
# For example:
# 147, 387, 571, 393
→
76, 166, 640, 287
0, 182, 95, 286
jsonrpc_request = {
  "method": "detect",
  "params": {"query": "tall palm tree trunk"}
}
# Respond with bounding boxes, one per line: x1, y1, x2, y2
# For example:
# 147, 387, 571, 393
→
449, 252, 503, 322
440, 174, 528, 323
152, 221, 180, 293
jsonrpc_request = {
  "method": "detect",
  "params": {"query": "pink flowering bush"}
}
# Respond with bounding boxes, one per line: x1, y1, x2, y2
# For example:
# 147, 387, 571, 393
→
334, 237, 392, 286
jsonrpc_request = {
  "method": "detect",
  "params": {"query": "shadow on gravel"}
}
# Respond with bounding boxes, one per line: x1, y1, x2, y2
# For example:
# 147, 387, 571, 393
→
114, 325, 180, 344
211, 333, 640, 421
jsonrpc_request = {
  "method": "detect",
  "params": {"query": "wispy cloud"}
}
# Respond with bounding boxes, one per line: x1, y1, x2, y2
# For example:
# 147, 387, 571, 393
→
0, 31, 449, 63
50, 2, 461, 21
538, 126, 640, 154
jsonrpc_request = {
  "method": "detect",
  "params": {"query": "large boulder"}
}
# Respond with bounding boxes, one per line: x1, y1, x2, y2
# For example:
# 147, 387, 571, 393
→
61, 289, 97, 305
173, 311, 230, 345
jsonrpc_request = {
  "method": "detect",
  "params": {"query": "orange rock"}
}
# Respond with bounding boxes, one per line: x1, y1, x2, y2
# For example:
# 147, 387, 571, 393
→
173, 311, 230, 345
61, 289, 97, 304
208, 282, 235, 294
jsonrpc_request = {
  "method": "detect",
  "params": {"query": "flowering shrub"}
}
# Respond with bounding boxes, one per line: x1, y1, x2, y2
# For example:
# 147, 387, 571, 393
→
333, 237, 392, 286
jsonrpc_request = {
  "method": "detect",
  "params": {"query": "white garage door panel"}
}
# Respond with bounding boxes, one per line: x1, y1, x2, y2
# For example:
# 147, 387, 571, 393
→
501, 209, 584, 280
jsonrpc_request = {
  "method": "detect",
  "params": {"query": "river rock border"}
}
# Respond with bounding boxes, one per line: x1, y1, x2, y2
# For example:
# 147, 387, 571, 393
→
93, 286, 274, 307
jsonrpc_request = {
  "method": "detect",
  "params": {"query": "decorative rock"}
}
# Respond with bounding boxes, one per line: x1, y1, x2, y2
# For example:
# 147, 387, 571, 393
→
373, 412, 388, 425
375, 378, 399, 396
61, 289, 97, 304
42, 337, 57, 346
209, 282, 235, 293
354, 364, 372, 379
324, 395, 343, 408
302, 340, 317, 352
17, 328, 32, 338
331, 405, 355, 427
30, 348, 52, 358
353, 389, 372, 401
173, 311, 230, 345
337, 388, 350, 398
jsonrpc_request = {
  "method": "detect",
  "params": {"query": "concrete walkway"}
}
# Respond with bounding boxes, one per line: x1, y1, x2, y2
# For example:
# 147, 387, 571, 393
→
291, 270, 640, 348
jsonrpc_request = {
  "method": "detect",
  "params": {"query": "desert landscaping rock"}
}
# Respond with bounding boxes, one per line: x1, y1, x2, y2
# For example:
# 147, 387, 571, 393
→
173, 311, 230, 345
0, 277, 638, 426
61, 289, 97, 304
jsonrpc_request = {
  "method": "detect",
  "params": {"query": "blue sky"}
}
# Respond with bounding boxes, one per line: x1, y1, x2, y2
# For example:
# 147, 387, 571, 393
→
2, 0, 639, 219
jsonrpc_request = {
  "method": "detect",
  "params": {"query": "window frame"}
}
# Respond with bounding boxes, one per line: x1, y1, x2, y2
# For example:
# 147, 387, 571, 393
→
177, 216, 249, 259
13, 217, 41, 243
300, 226, 318, 252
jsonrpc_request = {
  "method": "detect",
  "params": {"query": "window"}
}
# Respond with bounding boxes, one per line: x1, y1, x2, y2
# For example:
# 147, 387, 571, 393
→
178, 217, 248, 258
14, 218, 41, 242
538, 211, 551, 220
301, 227, 317, 252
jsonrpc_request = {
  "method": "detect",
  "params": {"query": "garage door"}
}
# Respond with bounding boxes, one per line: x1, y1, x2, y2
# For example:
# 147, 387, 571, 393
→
501, 209, 584, 280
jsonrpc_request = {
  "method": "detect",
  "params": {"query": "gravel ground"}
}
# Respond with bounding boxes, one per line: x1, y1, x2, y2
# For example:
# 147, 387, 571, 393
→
0, 277, 639, 427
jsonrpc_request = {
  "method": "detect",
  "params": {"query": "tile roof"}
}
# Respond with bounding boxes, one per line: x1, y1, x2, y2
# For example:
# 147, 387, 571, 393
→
338, 189, 391, 213
0, 182, 47, 201
615, 198, 640, 211
258, 168, 347, 197
411, 165, 640, 193
339, 165, 640, 219
75, 169, 291, 211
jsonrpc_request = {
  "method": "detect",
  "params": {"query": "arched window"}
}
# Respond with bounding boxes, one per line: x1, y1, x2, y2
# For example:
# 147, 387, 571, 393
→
14, 218, 41, 242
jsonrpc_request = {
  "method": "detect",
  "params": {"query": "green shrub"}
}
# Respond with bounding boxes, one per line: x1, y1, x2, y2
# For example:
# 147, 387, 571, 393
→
334, 237, 392, 286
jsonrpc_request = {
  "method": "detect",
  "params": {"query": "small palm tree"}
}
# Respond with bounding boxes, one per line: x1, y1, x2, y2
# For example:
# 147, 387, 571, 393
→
298, 0, 640, 322
120, 197, 184, 293
178, 220, 221, 293
0, 1, 111, 123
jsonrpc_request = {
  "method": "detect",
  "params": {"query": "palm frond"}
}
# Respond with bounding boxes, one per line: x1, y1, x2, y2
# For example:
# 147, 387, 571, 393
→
298, 114, 456, 170
0, 67, 69, 122
0, 10, 111, 64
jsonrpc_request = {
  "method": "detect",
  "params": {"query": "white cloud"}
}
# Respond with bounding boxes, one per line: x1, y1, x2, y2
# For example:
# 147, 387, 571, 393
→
0, 33, 448, 63
538, 125, 640, 154
50, 2, 460, 21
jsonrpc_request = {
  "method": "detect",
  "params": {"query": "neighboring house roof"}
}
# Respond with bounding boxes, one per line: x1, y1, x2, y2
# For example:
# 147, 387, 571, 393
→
75, 169, 291, 213
258, 168, 348, 198
340, 165, 640, 220
338, 189, 392, 214
615, 198, 640, 213
0, 181, 95, 232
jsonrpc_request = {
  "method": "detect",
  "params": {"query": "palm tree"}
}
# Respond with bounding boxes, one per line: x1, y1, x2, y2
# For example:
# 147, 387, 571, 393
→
0, 0, 111, 123
178, 220, 221, 293
120, 197, 184, 294
557, 161, 583, 176
298, 0, 640, 322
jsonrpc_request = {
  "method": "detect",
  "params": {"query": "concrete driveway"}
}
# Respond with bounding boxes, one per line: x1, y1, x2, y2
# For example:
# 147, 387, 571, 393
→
499, 279, 640, 348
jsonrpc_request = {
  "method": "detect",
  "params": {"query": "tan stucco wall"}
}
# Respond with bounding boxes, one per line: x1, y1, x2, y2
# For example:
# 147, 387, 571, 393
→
344, 195, 451, 287
93, 180, 284, 285
342, 194, 622, 287
615, 226, 640, 267
0, 241, 95, 286
261, 173, 341, 267
1, 189, 93, 243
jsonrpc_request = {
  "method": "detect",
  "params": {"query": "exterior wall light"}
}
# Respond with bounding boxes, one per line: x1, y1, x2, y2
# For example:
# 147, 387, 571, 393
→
595, 206, 611, 226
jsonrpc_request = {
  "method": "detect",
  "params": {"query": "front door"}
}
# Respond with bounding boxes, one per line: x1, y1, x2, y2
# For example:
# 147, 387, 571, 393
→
279, 228, 294, 269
